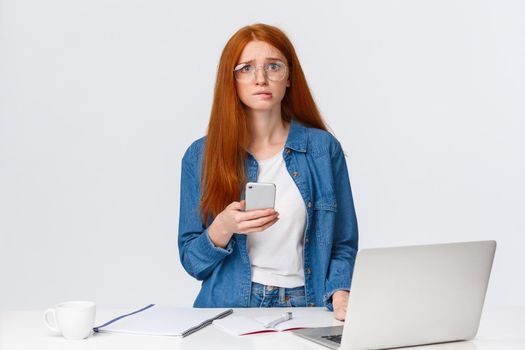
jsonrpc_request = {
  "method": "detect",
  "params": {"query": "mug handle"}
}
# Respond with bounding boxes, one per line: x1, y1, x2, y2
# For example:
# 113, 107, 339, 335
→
43, 308, 60, 333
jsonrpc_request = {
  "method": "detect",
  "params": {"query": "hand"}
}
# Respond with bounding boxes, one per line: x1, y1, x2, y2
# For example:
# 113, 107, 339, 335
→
332, 290, 350, 321
208, 200, 279, 248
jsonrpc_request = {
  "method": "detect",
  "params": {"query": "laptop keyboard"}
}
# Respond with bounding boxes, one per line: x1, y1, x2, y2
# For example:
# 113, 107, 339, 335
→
322, 334, 342, 344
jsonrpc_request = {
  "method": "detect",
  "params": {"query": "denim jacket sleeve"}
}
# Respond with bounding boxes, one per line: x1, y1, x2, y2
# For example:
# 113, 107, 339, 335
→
178, 143, 234, 281
323, 140, 359, 310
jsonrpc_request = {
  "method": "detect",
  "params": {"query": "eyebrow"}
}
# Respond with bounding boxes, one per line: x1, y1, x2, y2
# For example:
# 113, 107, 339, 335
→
236, 57, 285, 65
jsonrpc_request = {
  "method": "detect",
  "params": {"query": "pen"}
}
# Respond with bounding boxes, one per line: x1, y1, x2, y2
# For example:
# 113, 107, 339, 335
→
264, 312, 293, 328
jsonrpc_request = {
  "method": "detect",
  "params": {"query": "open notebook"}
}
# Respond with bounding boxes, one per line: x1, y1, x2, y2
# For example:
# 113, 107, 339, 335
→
94, 304, 233, 337
213, 312, 339, 336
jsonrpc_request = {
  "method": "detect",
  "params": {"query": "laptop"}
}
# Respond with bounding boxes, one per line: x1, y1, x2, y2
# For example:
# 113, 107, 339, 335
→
292, 240, 496, 350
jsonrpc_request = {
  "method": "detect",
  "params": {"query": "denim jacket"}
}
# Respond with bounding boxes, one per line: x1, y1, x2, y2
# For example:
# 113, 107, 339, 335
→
178, 119, 358, 310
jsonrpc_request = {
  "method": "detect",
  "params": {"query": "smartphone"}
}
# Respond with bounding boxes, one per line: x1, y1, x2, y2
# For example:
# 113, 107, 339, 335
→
244, 182, 276, 211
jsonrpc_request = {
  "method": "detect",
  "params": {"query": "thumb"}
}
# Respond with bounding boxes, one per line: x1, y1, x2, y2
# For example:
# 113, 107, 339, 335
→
228, 201, 244, 211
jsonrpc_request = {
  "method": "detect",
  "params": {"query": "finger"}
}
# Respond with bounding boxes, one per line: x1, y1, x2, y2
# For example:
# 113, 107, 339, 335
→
239, 208, 277, 221
239, 200, 246, 211
333, 296, 349, 307
227, 201, 243, 210
238, 214, 279, 232
334, 308, 346, 321
232, 211, 275, 227
242, 217, 279, 233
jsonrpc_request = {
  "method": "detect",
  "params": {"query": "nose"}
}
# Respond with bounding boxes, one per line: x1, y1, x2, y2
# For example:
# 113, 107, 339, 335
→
254, 67, 268, 85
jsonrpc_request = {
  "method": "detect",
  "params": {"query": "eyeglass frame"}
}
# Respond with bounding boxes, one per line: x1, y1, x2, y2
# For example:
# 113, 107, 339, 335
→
233, 61, 289, 82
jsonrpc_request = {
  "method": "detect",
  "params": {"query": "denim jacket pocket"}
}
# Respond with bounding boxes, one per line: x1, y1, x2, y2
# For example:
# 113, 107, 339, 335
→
313, 195, 338, 212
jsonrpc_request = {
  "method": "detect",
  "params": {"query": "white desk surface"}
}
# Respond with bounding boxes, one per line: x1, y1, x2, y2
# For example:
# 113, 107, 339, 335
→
1, 306, 524, 350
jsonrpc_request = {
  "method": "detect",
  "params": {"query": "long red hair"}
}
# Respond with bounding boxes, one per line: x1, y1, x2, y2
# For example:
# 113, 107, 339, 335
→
201, 23, 328, 224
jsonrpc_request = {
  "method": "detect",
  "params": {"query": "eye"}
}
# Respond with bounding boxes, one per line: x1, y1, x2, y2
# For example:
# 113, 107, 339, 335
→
235, 64, 254, 73
266, 63, 282, 72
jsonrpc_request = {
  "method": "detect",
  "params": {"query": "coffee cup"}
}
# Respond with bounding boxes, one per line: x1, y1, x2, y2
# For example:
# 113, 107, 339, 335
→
43, 301, 96, 340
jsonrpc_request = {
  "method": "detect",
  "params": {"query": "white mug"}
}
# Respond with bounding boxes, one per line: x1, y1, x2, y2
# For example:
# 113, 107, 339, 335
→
43, 301, 96, 340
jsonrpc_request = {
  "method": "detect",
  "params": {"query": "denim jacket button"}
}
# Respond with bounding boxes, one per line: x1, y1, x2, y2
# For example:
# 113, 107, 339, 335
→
306, 268, 311, 275
286, 149, 291, 154
308, 303, 315, 307
307, 201, 312, 208
293, 171, 298, 177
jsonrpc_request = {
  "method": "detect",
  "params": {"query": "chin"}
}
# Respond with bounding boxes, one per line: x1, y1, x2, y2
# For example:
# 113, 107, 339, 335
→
250, 108, 280, 114
248, 100, 281, 109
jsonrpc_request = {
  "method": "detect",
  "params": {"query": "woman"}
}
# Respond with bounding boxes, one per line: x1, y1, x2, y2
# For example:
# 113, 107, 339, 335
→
178, 23, 358, 321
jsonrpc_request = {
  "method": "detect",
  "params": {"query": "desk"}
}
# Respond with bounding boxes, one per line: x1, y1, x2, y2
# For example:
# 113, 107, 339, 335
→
1, 306, 524, 350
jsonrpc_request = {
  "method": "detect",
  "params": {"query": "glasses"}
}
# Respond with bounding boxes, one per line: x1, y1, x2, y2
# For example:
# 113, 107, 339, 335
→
233, 61, 288, 82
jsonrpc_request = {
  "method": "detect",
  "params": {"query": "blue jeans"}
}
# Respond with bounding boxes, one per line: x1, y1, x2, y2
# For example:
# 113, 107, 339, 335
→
249, 282, 307, 307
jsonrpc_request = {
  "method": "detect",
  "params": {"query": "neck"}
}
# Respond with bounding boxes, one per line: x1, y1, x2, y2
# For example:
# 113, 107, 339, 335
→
245, 108, 289, 151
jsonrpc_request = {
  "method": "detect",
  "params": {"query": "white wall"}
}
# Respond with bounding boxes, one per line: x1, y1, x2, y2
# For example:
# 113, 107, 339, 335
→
1, 0, 523, 312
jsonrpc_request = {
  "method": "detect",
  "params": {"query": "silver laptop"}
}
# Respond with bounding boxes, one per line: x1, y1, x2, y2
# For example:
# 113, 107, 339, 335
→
292, 240, 496, 350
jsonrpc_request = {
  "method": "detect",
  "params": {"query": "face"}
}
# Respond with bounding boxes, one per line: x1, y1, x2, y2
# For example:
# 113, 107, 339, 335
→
234, 40, 290, 113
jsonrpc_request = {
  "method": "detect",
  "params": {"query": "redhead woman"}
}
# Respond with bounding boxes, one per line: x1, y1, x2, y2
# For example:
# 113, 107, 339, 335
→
178, 23, 358, 321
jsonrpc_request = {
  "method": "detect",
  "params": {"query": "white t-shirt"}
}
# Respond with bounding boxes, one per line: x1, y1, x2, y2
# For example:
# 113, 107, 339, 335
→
247, 149, 307, 288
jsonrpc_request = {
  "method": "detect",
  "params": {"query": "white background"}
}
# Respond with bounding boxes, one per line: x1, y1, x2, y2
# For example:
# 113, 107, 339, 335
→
1, 0, 524, 313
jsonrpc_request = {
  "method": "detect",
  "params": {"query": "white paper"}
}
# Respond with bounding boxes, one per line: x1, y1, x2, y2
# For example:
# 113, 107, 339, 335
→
213, 310, 338, 336
96, 306, 232, 336
213, 315, 269, 336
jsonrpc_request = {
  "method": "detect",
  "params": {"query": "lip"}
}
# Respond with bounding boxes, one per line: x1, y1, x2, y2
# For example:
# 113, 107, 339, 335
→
253, 91, 273, 98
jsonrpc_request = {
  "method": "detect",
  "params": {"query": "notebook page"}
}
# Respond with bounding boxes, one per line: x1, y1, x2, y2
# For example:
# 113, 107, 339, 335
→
96, 306, 232, 336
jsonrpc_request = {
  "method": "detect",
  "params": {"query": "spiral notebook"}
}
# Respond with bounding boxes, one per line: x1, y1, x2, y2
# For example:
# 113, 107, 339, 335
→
94, 304, 233, 337
212, 312, 338, 336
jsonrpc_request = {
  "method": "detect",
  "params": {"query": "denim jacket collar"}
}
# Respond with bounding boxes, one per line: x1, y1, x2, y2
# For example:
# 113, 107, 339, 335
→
285, 118, 308, 153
